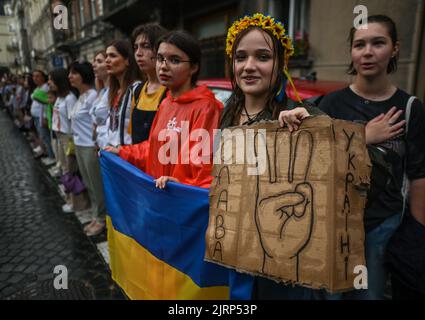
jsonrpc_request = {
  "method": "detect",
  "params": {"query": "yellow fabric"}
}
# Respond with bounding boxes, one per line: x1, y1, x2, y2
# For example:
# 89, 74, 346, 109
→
106, 216, 229, 300
136, 83, 166, 111
284, 68, 302, 103
128, 83, 166, 135
65, 140, 75, 156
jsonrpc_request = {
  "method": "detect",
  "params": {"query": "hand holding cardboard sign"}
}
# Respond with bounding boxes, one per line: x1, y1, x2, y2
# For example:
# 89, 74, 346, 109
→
254, 129, 314, 279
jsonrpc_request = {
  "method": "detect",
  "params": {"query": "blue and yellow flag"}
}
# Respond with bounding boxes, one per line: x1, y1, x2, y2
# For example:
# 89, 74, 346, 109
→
99, 151, 240, 300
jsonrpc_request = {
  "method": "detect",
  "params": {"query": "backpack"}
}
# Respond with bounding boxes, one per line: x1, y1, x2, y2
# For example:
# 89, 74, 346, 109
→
119, 82, 144, 146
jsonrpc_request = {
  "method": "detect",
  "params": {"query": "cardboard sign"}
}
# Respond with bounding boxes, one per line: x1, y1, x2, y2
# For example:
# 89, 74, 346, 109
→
205, 116, 371, 292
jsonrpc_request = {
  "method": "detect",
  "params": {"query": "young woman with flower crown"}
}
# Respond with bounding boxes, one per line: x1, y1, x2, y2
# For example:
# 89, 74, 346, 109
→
221, 13, 333, 300
221, 13, 311, 129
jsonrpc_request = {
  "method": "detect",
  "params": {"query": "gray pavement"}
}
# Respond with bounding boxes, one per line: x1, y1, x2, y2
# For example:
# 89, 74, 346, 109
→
0, 110, 124, 299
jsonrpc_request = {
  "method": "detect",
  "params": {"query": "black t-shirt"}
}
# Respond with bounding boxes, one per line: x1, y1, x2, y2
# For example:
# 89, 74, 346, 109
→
319, 87, 425, 231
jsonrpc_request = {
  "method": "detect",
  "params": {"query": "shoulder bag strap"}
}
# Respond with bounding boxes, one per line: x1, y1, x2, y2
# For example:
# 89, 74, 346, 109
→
401, 96, 417, 218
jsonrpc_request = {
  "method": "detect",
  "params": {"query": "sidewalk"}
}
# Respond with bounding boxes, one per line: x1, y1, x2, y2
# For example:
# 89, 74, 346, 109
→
0, 109, 124, 299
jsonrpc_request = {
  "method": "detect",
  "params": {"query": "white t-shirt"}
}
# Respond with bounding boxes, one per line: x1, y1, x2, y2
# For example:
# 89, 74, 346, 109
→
70, 89, 97, 147
30, 83, 49, 118
13, 85, 24, 109
89, 88, 110, 149
52, 92, 77, 134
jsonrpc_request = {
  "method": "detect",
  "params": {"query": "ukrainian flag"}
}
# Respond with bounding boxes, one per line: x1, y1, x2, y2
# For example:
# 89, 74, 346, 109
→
99, 151, 231, 300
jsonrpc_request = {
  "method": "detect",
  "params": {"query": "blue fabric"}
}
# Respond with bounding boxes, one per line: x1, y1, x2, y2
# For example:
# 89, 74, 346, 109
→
344, 213, 401, 300
229, 270, 254, 300
99, 151, 253, 298
275, 78, 287, 103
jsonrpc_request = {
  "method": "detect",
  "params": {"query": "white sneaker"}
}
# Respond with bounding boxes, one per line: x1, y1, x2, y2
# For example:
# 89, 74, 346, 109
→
33, 146, 43, 154
75, 210, 93, 224
62, 203, 74, 213
43, 158, 56, 166
51, 167, 61, 177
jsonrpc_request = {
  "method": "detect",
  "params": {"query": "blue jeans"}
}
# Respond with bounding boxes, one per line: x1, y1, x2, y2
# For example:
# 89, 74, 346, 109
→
33, 116, 40, 134
40, 125, 54, 158
343, 213, 402, 300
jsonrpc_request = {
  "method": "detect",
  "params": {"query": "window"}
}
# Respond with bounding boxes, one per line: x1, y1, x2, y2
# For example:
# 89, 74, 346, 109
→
78, 0, 85, 26
3, 4, 12, 16
271, 0, 310, 59
70, 3, 77, 33
188, 7, 238, 79
90, 0, 97, 20
97, 0, 103, 16
287, 0, 309, 40
290, 0, 310, 59
193, 15, 226, 40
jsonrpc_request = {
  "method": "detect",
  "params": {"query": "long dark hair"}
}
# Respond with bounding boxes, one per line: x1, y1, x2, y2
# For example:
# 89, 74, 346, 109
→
107, 40, 143, 106
68, 61, 95, 86
347, 14, 399, 75
155, 31, 201, 86
24, 72, 36, 93
49, 68, 77, 98
220, 26, 287, 128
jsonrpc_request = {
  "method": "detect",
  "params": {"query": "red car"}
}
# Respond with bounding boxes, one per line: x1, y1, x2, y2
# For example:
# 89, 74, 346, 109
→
198, 78, 347, 106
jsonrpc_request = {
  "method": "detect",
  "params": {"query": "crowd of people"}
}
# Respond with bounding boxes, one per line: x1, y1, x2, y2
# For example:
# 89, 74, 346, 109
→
0, 13, 424, 299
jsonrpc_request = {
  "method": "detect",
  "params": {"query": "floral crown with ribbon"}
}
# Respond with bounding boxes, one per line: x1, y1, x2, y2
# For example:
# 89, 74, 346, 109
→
226, 13, 302, 103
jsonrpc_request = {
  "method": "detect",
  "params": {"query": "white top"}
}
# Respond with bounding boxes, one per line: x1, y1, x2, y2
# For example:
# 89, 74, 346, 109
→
105, 81, 142, 147
52, 92, 77, 134
12, 85, 25, 109
30, 83, 49, 118
70, 89, 97, 147
89, 88, 110, 149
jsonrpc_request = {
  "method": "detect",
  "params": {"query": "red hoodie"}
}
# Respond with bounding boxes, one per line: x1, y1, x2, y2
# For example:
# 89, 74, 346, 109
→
119, 85, 223, 188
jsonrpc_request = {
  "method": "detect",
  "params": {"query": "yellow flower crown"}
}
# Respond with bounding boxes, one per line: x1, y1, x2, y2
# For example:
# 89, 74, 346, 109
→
226, 13, 302, 103
226, 13, 294, 62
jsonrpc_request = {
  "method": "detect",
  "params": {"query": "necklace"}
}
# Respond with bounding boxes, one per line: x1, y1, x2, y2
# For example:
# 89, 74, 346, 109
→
241, 106, 264, 125
241, 110, 261, 117
350, 83, 396, 101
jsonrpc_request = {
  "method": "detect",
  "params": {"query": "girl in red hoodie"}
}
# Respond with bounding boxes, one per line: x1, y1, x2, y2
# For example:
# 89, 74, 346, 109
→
105, 31, 223, 188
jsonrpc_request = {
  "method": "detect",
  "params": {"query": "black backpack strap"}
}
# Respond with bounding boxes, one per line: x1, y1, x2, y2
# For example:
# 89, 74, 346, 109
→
120, 82, 144, 145
132, 82, 144, 108
119, 86, 132, 146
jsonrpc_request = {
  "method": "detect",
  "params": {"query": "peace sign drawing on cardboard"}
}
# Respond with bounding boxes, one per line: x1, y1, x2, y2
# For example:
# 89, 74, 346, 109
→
205, 117, 370, 292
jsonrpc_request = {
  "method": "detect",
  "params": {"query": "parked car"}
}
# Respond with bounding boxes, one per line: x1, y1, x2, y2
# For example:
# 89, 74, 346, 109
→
198, 78, 347, 107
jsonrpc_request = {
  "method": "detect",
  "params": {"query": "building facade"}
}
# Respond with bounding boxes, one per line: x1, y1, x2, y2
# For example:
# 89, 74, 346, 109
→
6, 0, 425, 100
49, 0, 124, 68
25, 0, 55, 70
100, 0, 425, 101
0, 1, 19, 74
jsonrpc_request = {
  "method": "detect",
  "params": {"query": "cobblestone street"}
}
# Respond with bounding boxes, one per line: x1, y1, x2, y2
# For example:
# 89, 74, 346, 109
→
0, 110, 124, 299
